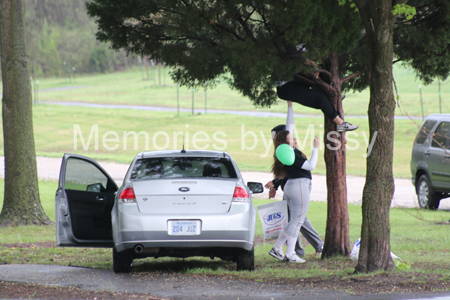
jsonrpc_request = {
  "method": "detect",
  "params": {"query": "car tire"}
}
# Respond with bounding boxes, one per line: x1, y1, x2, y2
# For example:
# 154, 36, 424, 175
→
416, 175, 441, 210
236, 246, 254, 271
113, 247, 133, 273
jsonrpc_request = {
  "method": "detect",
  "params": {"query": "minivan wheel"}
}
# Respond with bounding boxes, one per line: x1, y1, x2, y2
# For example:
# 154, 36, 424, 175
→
113, 247, 133, 273
236, 246, 255, 271
417, 175, 441, 210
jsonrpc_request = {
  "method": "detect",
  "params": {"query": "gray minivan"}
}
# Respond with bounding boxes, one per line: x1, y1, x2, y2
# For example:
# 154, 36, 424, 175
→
411, 114, 450, 209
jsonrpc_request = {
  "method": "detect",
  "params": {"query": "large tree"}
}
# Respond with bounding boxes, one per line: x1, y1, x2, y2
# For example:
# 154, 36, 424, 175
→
87, 0, 365, 258
86, 0, 450, 270
352, 0, 450, 272
352, 0, 401, 272
0, 0, 52, 226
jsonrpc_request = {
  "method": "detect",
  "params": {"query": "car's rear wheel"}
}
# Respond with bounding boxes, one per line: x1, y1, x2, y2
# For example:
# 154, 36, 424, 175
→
113, 247, 133, 273
236, 246, 254, 271
417, 175, 441, 210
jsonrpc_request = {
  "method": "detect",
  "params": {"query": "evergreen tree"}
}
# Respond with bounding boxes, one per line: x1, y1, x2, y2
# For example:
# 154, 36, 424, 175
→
87, 0, 365, 258
86, 0, 450, 270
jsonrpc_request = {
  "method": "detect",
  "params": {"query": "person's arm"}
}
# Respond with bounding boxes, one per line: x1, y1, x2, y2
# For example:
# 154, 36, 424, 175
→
272, 178, 283, 190
286, 101, 294, 134
301, 136, 320, 171
300, 147, 318, 171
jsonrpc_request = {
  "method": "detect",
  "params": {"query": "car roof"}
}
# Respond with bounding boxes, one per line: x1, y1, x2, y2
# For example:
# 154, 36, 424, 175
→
136, 150, 233, 160
426, 114, 450, 120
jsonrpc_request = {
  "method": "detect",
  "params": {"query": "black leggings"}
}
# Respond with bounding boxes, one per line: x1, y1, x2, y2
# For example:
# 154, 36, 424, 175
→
276, 81, 338, 121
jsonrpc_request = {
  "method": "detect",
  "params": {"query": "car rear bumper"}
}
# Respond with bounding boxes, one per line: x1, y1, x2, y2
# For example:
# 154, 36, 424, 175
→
112, 202, 256, 253
115, 236, 254, 252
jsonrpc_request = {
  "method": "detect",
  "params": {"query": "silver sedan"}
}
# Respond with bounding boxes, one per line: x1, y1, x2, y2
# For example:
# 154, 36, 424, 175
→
55, 150, 263, 272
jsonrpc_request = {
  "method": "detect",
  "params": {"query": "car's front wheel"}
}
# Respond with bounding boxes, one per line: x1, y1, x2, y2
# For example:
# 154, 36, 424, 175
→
236, 246, 254, 271
113, 247, 133, 273
417, 175, 441, 210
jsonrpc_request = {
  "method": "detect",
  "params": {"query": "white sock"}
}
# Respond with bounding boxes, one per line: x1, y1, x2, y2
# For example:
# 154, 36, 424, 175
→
275, 230, 288, 250
286, 235, 298, 256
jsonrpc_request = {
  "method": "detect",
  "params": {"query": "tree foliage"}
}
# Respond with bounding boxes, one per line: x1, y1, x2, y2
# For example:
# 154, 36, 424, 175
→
86, 0, 450, 271
87, 0, 364, 107
394, 0, 450, 83
24, 0, 138, 77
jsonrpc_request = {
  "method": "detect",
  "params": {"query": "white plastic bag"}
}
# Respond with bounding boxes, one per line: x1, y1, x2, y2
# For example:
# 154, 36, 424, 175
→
350, 237, 402, 263
257, 200, 288, 240
350, 238, 361, 262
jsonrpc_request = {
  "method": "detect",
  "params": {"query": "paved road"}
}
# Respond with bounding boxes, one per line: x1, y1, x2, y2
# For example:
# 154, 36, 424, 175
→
4, 156, 449, 210
40, 100, 423, 120
1, 264, 450, 300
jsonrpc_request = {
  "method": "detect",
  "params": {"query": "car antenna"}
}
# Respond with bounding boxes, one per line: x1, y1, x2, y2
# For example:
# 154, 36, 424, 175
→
181, 134, 186, 153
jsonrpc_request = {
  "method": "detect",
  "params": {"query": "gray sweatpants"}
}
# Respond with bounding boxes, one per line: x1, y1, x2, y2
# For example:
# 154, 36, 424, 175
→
283, 193, 323, 255
283, 178, 310, 237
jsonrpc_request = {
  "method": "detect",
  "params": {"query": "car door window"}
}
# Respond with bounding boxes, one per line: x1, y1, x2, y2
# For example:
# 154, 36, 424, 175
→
431, 122, 450, 149
415, 120, 437, 144
65, 158, 110, 192
63, 157, 116, 241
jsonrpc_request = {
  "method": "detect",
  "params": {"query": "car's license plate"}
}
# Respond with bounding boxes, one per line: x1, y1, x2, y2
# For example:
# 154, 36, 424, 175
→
168, 220, 201, 235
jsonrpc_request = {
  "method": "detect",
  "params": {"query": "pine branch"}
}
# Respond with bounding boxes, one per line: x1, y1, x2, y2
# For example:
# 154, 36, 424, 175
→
341, 70, 365, 83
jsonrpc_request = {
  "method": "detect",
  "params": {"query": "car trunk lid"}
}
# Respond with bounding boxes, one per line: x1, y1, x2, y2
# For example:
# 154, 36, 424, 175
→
132, 179, 237, 215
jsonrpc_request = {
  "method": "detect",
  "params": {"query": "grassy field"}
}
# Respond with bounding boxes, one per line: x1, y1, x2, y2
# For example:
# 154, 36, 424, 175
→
0, 103, 420, 177
0, 64, 447, 178
0, 179, 449, 283
10, 64, 449, 118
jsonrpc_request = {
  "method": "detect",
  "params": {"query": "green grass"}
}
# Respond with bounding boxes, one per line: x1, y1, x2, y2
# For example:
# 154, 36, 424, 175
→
0, 65, 449, 285
9, 64, 448, 118
0, 65, 446, 178
1, 184, 449, 281
0, 103, 420, 177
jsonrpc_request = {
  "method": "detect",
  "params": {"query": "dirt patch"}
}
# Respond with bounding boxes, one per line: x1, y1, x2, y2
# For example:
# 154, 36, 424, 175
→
0, 281, 161, 300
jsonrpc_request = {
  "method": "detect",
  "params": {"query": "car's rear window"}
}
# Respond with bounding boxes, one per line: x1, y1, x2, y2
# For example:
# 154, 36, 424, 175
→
130, 157, 238, 180
415, 120, 437, 144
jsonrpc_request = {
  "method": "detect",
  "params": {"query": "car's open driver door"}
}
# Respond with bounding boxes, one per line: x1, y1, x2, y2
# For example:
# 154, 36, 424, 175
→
56, 153, 118, 247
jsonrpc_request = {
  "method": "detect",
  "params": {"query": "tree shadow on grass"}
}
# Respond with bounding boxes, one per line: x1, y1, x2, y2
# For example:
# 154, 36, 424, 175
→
131, 257, 235, 273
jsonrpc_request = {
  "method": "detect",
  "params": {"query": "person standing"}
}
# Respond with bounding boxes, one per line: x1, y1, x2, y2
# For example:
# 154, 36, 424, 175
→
265, 137, 323, 256
268, 117, 321, 263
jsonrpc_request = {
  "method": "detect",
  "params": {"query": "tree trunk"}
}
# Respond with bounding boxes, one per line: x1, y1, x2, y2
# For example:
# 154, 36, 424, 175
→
322, 53, 350, 258
354, 0, 397, 272
0, 0, 52, 226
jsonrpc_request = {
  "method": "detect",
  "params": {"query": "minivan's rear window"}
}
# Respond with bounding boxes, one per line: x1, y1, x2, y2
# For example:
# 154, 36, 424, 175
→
415, 120, 437, 144
130, 157, 238, 180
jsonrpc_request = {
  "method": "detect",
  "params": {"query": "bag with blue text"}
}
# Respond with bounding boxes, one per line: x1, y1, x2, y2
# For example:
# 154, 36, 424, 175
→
257, 200, 288, 240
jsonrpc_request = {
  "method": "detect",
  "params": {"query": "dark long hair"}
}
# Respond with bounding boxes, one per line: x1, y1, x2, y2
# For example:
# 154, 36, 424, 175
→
271, 130, 290, 179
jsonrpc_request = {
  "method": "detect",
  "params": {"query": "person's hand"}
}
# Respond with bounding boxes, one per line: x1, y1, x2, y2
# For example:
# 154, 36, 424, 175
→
287, 101, 292, 108
313, 136, 320, 148
265, 181, 274, 189
268, 189, 277, 199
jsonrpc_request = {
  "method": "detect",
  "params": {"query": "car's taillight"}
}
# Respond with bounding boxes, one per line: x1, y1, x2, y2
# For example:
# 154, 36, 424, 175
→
232, 186, 250, 202
119, 187, 136, 203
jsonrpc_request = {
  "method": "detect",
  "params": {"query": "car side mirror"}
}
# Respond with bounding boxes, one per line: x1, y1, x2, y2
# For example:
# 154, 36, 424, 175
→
247, 182, 264, 194
86, 183, 103, 192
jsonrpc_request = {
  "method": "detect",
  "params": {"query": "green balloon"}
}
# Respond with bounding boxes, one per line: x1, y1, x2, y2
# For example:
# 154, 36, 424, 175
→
276, 144, 295, 166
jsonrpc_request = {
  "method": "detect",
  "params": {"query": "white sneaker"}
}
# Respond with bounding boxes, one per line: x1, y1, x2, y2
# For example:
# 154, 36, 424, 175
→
284, 253, 306, 263
269, 247, 285, 261
336, 122, 359, 132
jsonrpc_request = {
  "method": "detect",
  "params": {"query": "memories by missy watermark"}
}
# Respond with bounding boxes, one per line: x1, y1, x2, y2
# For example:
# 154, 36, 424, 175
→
73, 124, 378, 158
